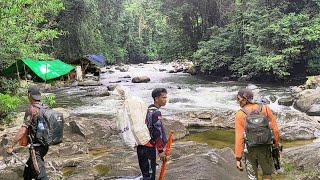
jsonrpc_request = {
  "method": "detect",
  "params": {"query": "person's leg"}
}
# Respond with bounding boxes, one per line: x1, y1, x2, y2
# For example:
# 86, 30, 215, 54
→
257, 146, 273, 180
23, 157, 34, 180
137, 145, 155, 180
148, 147, 156, 180
35, 146, 49, 180
245, 149, 259, 180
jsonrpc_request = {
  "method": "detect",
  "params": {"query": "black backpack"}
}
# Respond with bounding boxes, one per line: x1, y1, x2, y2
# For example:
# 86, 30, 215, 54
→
242, 104, 273, 147
31, 105, 64, 146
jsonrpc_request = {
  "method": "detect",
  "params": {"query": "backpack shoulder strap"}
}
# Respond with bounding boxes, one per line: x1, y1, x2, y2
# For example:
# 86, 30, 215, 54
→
240, 108, 250, 115
257, 103, 263, 112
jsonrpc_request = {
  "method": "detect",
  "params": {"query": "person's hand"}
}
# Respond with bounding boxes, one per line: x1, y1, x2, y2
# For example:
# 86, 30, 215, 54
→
6, 146, 14, 155
159, 152, 167, 161
236, 160, 243, 171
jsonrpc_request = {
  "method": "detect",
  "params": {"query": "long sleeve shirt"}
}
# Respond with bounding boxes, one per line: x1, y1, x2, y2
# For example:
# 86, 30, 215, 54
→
235, 103, 280, 159
144, 105, 167, 153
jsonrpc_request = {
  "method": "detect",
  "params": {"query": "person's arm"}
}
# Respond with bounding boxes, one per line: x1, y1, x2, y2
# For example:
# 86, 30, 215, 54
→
7, 107, 31, 154
151, 111, 165, 153
235, 111, 245, 160
265, 105, 280, 145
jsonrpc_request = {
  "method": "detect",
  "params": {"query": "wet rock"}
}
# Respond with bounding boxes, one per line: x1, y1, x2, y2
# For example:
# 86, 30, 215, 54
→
131, 76, 150, 83
172, 111, 233, 128
283, 142, 320, 172
269, 95, 277, 103
123, 75, 131, 78
278, 97, 294, 106
187, 66, 197, 75
162, 118, 188, 140
165, 142, 248, 180
107, 85, 118, 91
119, 66, 129, 72
294, 90, 320, 112
307, 104, 320, 116
168, 70, 177, 73
222, 76, 229, 81
86, 90, 110, 97
0, 167, 24, 180
169, 98, 193, 104
198, 112, 212, 120
275, 111, 320, 140
291, 86, 304, 93
238, 75, 250, 82
78, 80, 102, 86
159, 68, 167, 72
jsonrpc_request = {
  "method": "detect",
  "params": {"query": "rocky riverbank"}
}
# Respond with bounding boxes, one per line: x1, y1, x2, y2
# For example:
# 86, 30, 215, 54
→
0, 63, 319, 179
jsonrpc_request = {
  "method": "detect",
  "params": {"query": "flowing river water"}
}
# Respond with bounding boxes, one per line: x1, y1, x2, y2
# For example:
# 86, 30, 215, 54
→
52, 63, 313, 149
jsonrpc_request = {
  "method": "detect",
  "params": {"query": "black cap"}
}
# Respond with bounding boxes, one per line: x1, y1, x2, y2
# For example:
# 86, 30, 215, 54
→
28, 86, 41, 101
238, 88, 253, 102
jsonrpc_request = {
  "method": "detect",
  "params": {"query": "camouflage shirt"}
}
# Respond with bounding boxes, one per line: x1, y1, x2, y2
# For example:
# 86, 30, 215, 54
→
22, 102, 41, 128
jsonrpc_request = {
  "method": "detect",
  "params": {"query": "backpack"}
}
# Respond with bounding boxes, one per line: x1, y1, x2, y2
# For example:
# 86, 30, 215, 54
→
116, 95, 151, 149
30, 105, 64, 146
242, 104, 273, 147
146, 107, 167, 146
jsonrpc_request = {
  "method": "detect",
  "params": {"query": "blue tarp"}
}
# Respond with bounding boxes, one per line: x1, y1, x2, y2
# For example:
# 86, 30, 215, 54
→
84, 54, 106, 67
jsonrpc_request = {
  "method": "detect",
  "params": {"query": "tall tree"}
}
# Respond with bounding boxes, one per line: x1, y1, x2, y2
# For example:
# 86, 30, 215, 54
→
0, 0, 64, 70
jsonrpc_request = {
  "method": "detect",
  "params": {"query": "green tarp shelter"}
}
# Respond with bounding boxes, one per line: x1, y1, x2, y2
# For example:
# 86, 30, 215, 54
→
2, 59, 75, 81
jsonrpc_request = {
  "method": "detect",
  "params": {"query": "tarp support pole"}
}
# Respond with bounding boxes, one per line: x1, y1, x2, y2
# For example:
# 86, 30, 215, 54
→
15, 60, 21, 85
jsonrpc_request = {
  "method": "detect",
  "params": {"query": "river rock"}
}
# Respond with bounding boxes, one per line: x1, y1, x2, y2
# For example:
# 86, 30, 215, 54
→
275, 111, 320, 140
165, 142, 248, 180
86, 90, 110, 97
159, 68, 167, 72
118, 66, 129, 72
168, 69, 177, 73
283, 142, 320, 171
162, 118, 188, 140
78, 80, 102, 86
123, 75, 131, 78
187, 66, 197, 75
169, 98, 193, 103
306, 104, 320, 116
294, 89, 320, 112
278, 97, 294, 106
269, 95, 277, 103
131, 76, 150, 83
171, 111, 234, 128
107, 85, 118, 91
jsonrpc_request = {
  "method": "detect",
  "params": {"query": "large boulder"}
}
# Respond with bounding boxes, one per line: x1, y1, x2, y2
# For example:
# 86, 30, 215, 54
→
162, 118, 188, 140
171, 111, 234, 128
283, 142, 320, 171
274, 111, 320, 140
278, 97, 294, 106
165, 142, 248, 180
294, 89, 320, 112
131, 76, 150, 83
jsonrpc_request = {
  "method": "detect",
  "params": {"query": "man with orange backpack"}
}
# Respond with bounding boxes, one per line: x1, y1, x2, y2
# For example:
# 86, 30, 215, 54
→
235, 88, 281, 180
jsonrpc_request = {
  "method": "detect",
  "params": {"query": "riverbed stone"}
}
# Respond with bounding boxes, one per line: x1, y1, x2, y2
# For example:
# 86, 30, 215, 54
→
131, 76, 150, 83
283, 142, 320, 172
295, 89, 320, 112
278, 97, 294, 106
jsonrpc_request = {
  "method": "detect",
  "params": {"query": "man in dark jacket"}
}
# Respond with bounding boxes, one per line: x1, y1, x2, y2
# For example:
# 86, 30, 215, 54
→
137, 88, 168, 180
7, 86, 49, 180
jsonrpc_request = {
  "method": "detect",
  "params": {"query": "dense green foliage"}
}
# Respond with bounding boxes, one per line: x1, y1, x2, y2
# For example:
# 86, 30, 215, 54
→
193, 0, 320, 80
0, 0, 64, 71
0, 0, 319, 80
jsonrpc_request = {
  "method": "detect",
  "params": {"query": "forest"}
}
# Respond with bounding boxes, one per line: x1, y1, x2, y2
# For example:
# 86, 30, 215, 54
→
0, 0, 320, 81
